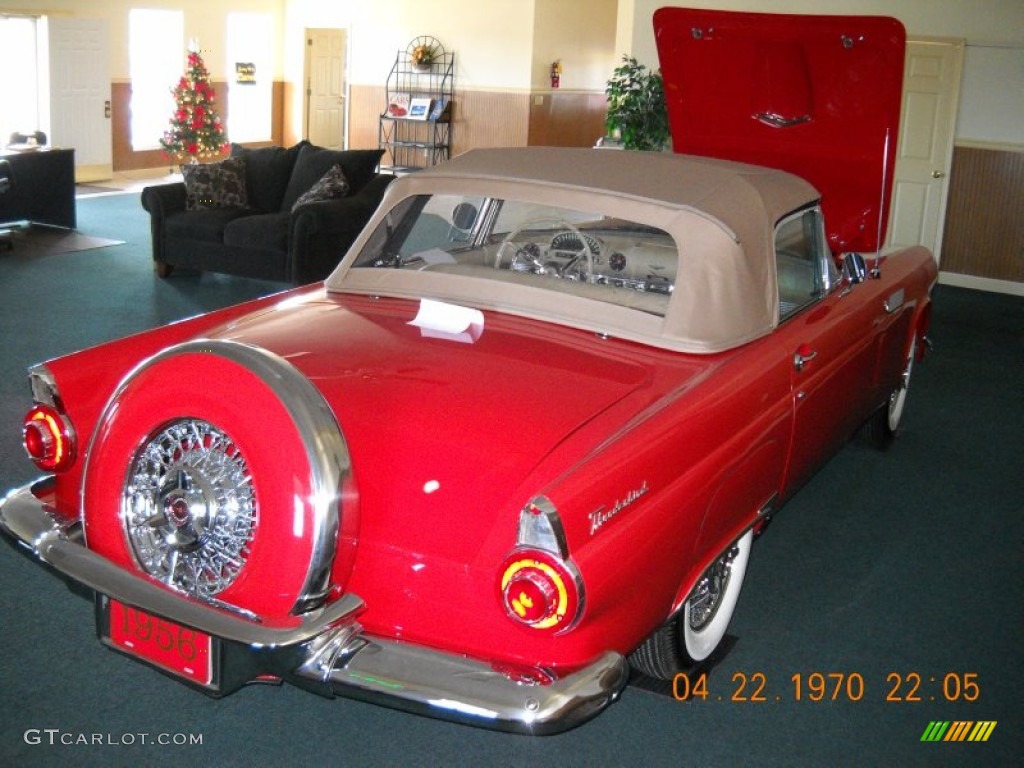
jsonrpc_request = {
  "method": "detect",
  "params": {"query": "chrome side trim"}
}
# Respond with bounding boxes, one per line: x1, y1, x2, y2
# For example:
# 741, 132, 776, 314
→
0, 479, 363, 647
28, 364, 60, 408
516, 495, 569, 557
88, 338, 349, 615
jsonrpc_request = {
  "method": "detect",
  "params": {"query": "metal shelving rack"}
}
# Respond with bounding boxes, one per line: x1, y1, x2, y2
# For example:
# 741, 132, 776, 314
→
379, 37, 454, 173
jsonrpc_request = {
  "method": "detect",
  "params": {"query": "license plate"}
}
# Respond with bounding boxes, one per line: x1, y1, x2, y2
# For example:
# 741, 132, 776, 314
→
104, 599, 215, 687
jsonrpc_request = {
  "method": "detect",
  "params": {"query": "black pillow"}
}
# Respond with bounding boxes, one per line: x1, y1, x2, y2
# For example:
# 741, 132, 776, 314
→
291, 164, 351, 211
230, 142, 307, 213
280, 145, 384, 212
180, 155, 248, 210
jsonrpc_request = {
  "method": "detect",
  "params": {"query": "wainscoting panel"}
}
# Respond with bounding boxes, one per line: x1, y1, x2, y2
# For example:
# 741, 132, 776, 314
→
112, 82, 602, 171
350, 86, 601, 162
527, 91, 608, 148
347, 85, 385, 151
454, 90, 531, 152
940, 144, 1024, 284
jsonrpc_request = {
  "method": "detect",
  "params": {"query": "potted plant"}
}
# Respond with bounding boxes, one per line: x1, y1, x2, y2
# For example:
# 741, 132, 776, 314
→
603, 55, 670, 151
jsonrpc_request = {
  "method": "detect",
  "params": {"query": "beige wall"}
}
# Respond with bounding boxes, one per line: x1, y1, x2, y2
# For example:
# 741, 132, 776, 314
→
3, 0, 618, 167
531, 0, 617, 91
283, 0, 538, 90
1, 0, 285, 80
282, 0, 616, 148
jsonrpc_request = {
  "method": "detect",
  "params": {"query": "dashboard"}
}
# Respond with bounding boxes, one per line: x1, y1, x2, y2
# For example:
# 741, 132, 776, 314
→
499, 228, 676, 296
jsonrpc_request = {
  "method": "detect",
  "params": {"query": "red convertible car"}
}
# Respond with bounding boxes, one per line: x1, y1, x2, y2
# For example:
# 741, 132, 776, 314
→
1, 10, 935, 734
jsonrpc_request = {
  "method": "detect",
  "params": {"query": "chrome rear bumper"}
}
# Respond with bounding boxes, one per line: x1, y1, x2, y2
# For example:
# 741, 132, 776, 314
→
0, 478, 627, 734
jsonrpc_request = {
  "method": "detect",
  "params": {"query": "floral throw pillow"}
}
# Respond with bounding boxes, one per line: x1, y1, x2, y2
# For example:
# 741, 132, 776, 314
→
180, 155, 248, 210
291, 164, 351, 212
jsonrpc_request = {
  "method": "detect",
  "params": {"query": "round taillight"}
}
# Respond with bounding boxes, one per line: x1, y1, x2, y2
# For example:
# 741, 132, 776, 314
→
499, 549, 580, 632
23, 404, 76, 472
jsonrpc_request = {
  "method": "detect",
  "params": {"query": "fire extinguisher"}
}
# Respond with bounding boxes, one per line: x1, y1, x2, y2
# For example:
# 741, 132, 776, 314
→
550, 60, 562, 89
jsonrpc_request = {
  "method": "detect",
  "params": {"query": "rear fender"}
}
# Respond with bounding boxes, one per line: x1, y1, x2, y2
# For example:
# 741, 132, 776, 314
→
914, 299, 933, 361
670, 439, 783, 614
38, 288, 318, 513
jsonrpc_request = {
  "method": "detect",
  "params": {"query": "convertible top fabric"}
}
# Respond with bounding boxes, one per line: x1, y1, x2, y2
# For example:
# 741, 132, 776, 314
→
328, 148, 820, 353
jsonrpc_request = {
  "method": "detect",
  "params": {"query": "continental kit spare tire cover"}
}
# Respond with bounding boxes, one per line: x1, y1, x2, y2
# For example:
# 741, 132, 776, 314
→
83, 339, 352, 618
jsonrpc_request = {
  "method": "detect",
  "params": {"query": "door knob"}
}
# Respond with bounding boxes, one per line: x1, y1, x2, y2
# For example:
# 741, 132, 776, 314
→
931, 170, 946, 179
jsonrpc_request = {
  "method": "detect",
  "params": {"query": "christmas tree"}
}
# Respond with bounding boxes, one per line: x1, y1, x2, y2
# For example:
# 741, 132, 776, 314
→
160, 43, 227, 161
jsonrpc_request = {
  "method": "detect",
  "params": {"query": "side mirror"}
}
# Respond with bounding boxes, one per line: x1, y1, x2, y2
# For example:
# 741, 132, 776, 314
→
841, 252, 867, 284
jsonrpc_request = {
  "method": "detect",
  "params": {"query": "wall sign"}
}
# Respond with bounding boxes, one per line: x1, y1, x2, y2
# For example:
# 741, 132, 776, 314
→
235, 62, 256, 85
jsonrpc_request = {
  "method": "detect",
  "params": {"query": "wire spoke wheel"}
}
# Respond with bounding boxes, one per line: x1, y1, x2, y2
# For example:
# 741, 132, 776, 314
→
629, 529, 752, 679
123, 419, 256, 598
680, 529, 752, 661
686, 543, 738, 632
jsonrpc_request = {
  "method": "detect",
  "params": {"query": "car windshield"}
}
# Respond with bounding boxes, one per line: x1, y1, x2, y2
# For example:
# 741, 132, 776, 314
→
351, 194, 678, 317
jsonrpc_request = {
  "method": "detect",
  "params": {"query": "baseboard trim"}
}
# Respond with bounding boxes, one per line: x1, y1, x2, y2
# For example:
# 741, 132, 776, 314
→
75, 164, 114, 183
939, 271, 1024, 296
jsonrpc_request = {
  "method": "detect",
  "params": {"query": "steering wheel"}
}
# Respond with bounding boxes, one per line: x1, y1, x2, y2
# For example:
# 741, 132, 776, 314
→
494, 218, 595, 282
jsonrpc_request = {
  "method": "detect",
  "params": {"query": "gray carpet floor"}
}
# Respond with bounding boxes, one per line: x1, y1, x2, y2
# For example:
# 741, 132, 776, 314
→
0, 191, 1021, 766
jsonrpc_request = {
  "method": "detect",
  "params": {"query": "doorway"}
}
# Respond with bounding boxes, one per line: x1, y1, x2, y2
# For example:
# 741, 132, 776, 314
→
48, 17, 113, 181
303, 28, 348, 150
887, 38, 965, 264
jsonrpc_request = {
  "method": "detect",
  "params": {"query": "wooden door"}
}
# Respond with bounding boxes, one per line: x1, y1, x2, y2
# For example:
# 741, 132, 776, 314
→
887, 38, 964, 264
304, 28, 347, 149
48, 17, 112, 182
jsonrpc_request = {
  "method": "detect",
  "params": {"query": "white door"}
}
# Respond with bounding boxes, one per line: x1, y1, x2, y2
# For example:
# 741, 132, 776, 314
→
887, 39, 964, 263
305, 28, 347, 149
47, 17, 112, 182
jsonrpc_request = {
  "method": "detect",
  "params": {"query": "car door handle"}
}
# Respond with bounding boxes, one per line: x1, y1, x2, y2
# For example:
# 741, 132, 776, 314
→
755, 112, 812, 128
884, 289, 905, 314
793, 344, 817, 371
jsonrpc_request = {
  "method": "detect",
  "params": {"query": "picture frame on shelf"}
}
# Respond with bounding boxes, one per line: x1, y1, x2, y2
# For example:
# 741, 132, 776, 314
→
408, 97, 433, 120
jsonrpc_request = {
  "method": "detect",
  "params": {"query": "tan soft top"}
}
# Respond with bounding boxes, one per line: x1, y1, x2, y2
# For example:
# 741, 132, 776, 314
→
328, 147, 820, 353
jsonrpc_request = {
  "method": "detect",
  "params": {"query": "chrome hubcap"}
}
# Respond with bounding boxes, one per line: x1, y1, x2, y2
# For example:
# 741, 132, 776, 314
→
123, 419, 256, 597
158, 468, 212, 551
688, 544, 738, 632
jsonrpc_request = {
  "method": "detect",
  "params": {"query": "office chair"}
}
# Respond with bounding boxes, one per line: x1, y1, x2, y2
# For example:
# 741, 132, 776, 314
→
8, 131, 47, 147
0, 159, 14, 251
